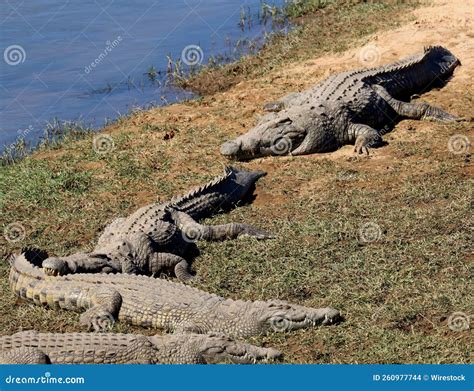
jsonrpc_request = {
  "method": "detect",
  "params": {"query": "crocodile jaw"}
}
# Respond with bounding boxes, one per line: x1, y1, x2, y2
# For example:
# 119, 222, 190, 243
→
220, 114, 307, 161
197, 334, 283, 364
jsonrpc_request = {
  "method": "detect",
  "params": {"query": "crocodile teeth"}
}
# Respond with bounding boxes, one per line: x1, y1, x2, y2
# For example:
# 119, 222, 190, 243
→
43, 267, 58, 276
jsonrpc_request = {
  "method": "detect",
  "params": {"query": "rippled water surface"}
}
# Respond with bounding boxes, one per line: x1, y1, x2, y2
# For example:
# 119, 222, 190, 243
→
0, 0, 285, 151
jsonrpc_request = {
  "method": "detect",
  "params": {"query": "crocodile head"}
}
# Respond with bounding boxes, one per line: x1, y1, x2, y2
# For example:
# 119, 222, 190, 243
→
42, 257, 71, 276
195, 333, 282, 364
171, 166, 267, 216
221, 116, 304, 161
42, 253, 113, 276
248, 300, 341, 335
220, 102, 336, 161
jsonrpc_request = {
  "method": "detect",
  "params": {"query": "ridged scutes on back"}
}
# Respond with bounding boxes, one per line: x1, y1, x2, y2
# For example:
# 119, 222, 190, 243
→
10, 253, 45, 279
169, 166, 234, 210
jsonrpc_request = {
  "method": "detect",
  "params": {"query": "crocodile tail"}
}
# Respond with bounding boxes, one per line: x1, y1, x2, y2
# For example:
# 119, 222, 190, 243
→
10, 251, 45, 279
7, 247, 48, 267
371, 45, 460, 98
170, 166, 266, 220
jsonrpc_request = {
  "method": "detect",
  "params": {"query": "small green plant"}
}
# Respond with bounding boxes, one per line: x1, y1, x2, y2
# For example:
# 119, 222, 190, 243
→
238, 6, 253, 31
166, 55, 186, 80
0, 119, 92, 166
283, 0, 331, 18
260, 2, 282, 24
146, 65, 158, 82
0, 137, 29, 166
239, 7, 246, 31
41, 119, 92, 148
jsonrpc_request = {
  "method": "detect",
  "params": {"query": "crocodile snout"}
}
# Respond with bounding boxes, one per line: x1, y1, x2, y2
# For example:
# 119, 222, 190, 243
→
321, 308, 342, 325
265, 348, 283, 361
220, 140, 242, 159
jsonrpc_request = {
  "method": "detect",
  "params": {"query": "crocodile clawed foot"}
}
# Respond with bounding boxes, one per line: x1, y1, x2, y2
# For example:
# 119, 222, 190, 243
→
80, 310, 115, 332
455, 116, 474, 122
239, 226, 275, 240
354, 143, 370, 156
427, 114, 464, 122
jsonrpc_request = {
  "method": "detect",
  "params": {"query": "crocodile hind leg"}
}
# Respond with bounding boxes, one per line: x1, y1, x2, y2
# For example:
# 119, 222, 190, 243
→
172, 211, 274, 242
373, 85, 465, 122
149, 253, 194, 282
0, 347, 50, 364
349, 123, 383, 155
79, 287, 122, 331
174, 320, 207, 334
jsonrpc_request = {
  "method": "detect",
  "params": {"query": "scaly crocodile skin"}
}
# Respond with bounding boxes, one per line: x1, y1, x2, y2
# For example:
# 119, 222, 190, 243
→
0, 331, 282, 364
221, 46, 465, 160
40, 167, 273, 281
9, 253, 341, 337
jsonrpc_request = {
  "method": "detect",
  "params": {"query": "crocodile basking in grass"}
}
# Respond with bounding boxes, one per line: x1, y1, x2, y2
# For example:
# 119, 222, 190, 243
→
9, 251, 340, 336
41, 167, 273, 282
220, 46, 468, 160
0, 331, 281, 364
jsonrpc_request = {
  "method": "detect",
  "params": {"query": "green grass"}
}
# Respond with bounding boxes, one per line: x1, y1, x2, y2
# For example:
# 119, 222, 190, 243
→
282, 0, 331, 18
1, 127, 470, 363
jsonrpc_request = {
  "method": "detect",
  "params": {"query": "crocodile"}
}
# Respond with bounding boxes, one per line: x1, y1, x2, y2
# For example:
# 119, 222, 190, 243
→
220, 46, 468, 160
41, 167, 273, 282
0, 331, 281, 364
9, 251, 341, 337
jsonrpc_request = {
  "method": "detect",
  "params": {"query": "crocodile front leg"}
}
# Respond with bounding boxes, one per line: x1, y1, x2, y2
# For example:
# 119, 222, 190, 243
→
172, 211, 274, 242
373, 85, 466, 122
79, 287, 122, 331
149, 253, 194, 282
0, 347, 50, 364
349, 123, 383, 155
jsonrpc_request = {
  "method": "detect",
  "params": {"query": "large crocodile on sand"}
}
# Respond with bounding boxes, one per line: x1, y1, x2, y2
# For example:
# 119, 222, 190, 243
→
0, 330, 281, 364
9, 251, 340, 336
41, 167, 273, 282
220, 46, 468, 160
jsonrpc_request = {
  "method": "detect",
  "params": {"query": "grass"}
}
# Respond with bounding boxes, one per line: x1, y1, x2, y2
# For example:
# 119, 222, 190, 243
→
0, 119, 93, 167
0, 0, 472, 363
283, 0, 331, 18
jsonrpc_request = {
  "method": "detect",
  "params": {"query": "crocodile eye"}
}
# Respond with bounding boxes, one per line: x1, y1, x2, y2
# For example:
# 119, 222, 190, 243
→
269, 317, 290, 332
274, 318, 286, 327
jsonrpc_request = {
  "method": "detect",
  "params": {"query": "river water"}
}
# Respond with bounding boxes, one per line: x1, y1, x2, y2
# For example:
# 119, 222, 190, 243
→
0, 0, 286, 152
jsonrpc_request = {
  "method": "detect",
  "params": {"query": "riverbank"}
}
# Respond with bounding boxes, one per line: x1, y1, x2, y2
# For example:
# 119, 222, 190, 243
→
1, 0, 472, 364
0, 0, 288, 158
